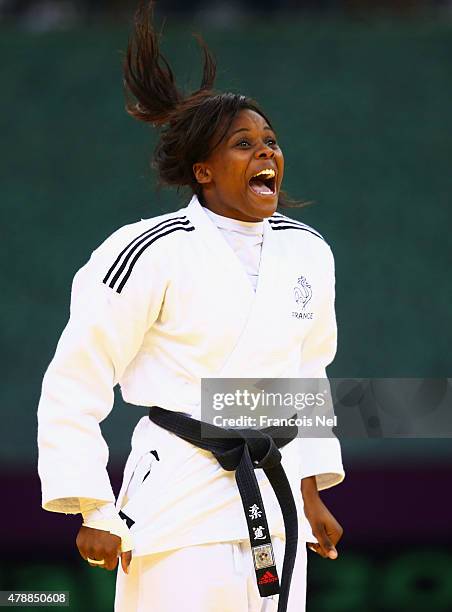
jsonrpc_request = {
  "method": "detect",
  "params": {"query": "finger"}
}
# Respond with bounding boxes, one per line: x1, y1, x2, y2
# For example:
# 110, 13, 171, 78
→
88, 555, 116, 571
87, 545, 118, 572
102, 542, 122, 572
121, 551, 132, 574
76, 532, 88, 561
87, 557, 107, 568
103, 554, 119, 572
331, 523, 344, 546
306, 542, 327, 558
324, 516, 344, 548
316, 530, 338, 559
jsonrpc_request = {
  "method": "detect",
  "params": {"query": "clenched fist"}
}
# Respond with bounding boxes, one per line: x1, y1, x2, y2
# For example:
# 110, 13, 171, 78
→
76, 526, 132, 573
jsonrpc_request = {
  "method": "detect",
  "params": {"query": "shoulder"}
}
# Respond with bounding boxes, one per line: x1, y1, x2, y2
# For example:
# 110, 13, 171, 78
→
98, 207, 194, 256
89, 206, 195, 294
269, 211, 333, 260
268, 211, 326, 242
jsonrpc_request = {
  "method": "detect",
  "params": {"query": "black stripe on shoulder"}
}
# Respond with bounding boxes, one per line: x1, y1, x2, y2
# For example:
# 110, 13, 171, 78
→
268, 217, 324, 241
269, 223, 325, 241
103, 218, 194, 293
103, 215, 189, 286
116, 225, 195, 294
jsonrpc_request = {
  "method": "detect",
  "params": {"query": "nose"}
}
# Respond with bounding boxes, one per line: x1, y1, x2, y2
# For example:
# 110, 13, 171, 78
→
255, 143, 275, 159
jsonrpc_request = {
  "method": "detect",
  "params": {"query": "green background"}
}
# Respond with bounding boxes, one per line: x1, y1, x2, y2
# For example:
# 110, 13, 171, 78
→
1, 15, 451, 612
1, 18, 451, 464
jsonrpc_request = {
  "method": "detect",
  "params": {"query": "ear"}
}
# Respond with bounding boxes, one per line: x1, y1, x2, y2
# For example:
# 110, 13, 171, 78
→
193, 163, 213, 185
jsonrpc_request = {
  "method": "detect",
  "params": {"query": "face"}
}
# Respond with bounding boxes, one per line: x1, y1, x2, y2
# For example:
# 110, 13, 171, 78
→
193, 109, 284, 222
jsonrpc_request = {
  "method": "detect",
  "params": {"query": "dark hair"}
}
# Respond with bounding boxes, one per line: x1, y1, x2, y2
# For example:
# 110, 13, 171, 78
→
124, 1, 305, 208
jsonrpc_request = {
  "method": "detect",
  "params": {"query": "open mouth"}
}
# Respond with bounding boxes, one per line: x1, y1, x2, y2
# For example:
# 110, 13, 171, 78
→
248, 168, 276, 196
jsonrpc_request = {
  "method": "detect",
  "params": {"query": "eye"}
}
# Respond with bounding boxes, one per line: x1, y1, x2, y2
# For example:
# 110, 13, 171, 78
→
236, 139, 251, 148
265, 138, 277, 146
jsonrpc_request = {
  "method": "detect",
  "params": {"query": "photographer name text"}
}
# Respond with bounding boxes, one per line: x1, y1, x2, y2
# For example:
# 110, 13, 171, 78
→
212, 415, 337, 428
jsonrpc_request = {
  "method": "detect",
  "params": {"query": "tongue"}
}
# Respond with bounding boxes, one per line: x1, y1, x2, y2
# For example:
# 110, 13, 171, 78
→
249, 179, 273, 195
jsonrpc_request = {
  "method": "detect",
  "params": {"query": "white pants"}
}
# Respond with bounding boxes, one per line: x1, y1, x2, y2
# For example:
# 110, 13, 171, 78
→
115, 536, 307, 612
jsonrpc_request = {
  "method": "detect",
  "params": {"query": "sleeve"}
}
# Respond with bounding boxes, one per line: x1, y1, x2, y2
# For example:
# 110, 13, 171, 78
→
79, 500, 134, 553
297, 244, 345, 491
37, 230, 167, 513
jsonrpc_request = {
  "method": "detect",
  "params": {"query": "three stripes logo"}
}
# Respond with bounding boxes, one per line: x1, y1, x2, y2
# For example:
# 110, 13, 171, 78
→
103, 215, 195, 294
268, 213, 324, 241
258, 570, 278, 585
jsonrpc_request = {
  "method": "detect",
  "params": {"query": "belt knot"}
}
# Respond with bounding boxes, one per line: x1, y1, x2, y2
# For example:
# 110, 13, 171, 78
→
213, 428, 282, 472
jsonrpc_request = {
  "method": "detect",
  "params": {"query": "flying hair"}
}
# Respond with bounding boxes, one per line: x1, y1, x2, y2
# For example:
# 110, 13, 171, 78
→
123, 0, 307, 207
124, 1, 216, 127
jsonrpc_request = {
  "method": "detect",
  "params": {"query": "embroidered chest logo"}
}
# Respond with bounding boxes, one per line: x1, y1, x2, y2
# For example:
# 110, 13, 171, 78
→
292, 275, 314, 320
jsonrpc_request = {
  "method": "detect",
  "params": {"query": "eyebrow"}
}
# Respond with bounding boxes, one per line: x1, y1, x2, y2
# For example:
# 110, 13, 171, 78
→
229, 126, 273, 137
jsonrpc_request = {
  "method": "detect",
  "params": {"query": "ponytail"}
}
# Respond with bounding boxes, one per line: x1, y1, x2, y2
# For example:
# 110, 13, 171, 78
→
124, 1, 216, 126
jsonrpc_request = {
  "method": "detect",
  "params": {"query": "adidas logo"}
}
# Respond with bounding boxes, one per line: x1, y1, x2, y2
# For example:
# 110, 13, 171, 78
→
258, 570, 278, 585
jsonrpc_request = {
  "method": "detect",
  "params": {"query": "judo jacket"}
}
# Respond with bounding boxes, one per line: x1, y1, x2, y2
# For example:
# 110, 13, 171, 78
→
37, 196, 344, 555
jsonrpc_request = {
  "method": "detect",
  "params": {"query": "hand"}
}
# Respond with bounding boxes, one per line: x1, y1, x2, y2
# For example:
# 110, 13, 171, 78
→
301, 476, 343, 560
76, 525, 132, 573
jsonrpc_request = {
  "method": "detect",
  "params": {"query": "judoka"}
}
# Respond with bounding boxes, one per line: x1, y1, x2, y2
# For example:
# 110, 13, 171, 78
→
37, 2, 345, 610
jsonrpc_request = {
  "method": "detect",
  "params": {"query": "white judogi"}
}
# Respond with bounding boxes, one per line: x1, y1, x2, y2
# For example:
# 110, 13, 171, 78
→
114, 537, 307, 612
79, 208, 266, 529
37, 195, 344, 609
202, 206, 264, 291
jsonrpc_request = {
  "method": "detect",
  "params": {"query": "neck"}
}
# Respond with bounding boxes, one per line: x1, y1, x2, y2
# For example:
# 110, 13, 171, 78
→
205, 205, 262, 223
200, 195, 262, 223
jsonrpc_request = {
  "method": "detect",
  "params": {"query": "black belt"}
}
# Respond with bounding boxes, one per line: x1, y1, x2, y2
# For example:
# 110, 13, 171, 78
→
146, 406, 299, 612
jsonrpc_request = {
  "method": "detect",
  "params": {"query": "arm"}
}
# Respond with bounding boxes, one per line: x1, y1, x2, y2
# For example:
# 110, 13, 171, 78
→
37, 229, 166, 568
300, 475, 343, 559
298, 244, 345, 558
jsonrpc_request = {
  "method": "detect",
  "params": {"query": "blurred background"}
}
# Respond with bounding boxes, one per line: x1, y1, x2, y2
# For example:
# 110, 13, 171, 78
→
1, 0, 452, 29
1, 0, 452, 610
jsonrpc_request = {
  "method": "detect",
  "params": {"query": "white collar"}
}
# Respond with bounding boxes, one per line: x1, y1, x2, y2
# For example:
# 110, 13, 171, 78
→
202, 206, 264, 236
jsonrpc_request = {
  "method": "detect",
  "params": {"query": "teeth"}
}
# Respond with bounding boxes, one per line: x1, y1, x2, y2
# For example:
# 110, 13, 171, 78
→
252, 169, 276, 179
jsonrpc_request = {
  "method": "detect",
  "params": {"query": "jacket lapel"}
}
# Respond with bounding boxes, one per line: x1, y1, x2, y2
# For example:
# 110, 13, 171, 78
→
186, 196, 256, 300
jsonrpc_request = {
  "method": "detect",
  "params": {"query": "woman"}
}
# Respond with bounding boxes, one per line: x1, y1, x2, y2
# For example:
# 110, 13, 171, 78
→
37, 2, 344, 611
